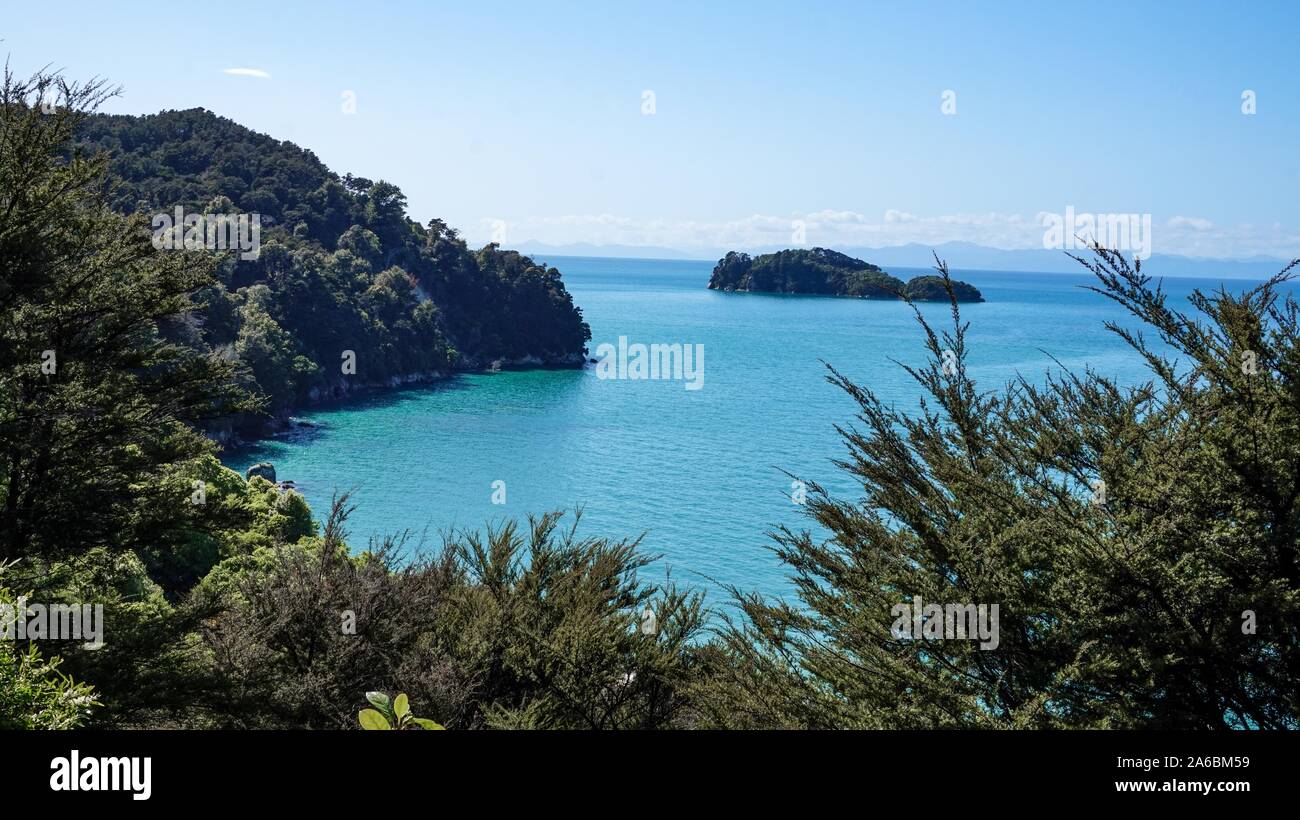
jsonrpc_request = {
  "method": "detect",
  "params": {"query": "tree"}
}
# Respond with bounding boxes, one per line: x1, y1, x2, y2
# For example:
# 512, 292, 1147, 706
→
0, 65, 256, 563
196, 498, 706, 730
74, 106, 591, 431
695, 251, 1300, 729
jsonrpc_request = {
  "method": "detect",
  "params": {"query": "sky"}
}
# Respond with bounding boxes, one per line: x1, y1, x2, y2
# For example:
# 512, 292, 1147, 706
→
2, 0, 1299, 258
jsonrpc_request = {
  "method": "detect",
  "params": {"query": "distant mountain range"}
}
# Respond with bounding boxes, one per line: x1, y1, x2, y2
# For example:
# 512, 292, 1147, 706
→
512, 241, 701, 261
517, 240, 1297, 280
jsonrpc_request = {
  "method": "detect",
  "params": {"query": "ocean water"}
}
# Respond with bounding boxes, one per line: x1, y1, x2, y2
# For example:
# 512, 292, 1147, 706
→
222, 256, 1280, 603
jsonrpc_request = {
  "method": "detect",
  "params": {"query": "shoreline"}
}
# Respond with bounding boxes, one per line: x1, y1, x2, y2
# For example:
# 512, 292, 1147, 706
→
212, 353, 586, 451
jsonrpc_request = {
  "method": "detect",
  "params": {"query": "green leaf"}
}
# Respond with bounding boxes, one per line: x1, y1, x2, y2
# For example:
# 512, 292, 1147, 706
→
365, 691, 391, 713
412, 718, 445, 730
393, 693, 410, 720
358, 709, 390, 730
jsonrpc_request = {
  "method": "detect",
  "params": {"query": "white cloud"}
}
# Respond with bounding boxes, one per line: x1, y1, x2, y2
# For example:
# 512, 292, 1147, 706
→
222, 68, 271, 79
1167, 216, 1215, 231
466, 210, 1299, 260
485, 210, 1043, 252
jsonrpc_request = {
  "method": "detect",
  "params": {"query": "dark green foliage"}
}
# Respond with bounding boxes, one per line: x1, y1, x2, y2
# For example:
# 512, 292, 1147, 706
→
24, 548, 219, 729
709, 247, 900, 297
129, 455, 316, 595
75, 109, 591, 428
188, 496, 472, 729
9, 460, 317, 728
0, 78, 261, 722
0, 570, 99, 729
195, 498, 706, 730
694, 255, 1300, 729
0, 69, 257, 564
445, 509, 705, 729
903, 274, 984, 303
0, 69, 306, 728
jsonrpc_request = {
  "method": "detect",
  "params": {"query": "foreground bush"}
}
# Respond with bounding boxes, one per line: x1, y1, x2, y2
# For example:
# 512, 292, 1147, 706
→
0, 573, 98, 729
196, 496, 706, 729
694, 253, 1300, 729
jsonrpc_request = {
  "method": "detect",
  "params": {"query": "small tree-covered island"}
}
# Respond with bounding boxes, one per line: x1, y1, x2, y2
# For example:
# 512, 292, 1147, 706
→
708, 247, 985, 302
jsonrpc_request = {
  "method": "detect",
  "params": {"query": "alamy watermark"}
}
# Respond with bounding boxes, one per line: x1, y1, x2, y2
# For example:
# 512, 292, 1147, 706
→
1041, 206, 1152, 260
891, 596, 999, 650
594, 336, 704, 391
151, 206, 262, 260
1, 597, 104, 650
50, 750, 151, 801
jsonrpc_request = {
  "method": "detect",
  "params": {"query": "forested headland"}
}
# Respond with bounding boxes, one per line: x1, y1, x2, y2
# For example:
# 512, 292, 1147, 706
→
77, 104, 591, 440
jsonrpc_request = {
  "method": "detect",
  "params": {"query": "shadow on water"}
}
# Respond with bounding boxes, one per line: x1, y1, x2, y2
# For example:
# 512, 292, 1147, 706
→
222, 375, 478, 464
220, 368, 591, 470
309, 373, 479, 414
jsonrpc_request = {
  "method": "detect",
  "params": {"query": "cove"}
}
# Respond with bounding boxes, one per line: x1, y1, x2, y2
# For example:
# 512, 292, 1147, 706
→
223, 256, 1240, 603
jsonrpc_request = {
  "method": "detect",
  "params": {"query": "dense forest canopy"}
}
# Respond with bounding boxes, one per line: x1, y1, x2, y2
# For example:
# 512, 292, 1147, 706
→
76, 108, 591, 434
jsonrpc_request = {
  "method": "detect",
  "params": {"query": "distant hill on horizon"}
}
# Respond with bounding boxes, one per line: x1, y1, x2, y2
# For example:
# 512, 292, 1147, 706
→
522, 239, 1297, 280
512, 241, 701, 261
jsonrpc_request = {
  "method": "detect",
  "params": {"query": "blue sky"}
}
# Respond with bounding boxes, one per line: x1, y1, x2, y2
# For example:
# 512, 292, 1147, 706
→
3, 0, 1298, 257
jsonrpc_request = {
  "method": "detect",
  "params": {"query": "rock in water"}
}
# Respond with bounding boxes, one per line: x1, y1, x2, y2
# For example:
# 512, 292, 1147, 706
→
246, 462, 276, 483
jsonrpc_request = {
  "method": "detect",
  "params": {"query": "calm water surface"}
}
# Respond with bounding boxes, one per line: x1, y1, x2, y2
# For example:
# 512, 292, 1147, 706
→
224, 256, 1278, 601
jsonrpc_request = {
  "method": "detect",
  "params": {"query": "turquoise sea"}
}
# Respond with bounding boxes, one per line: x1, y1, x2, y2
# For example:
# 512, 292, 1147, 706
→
222, 256, 1279, 602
